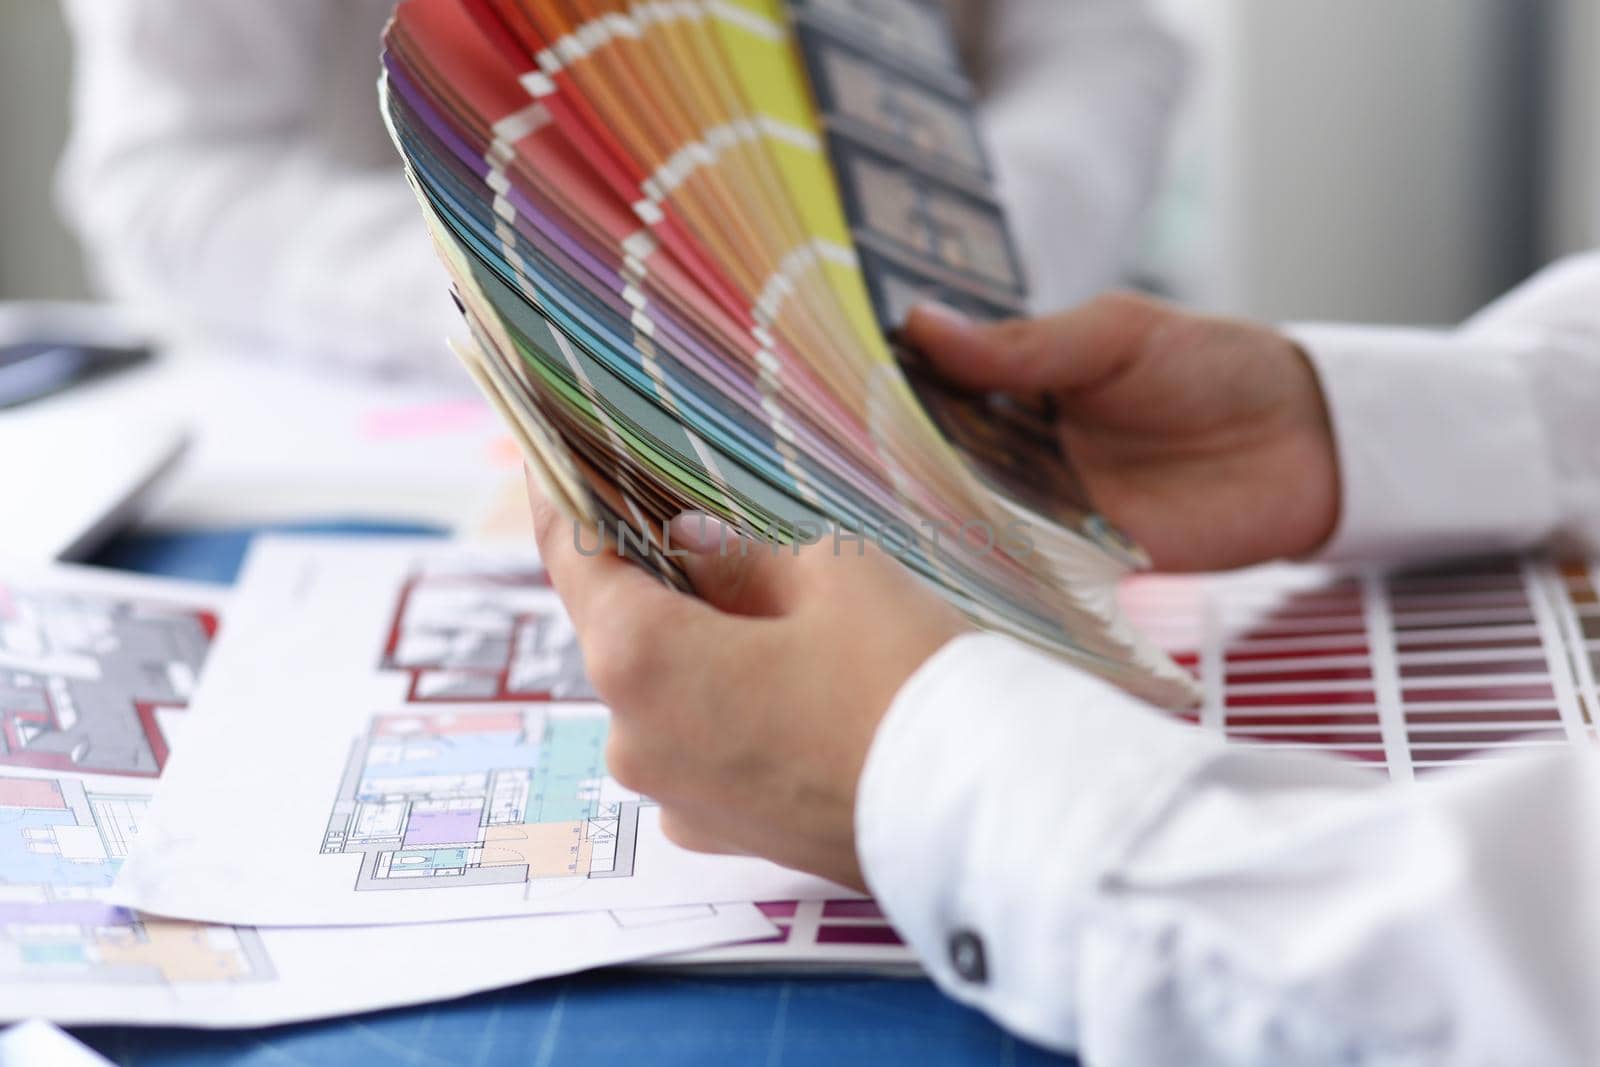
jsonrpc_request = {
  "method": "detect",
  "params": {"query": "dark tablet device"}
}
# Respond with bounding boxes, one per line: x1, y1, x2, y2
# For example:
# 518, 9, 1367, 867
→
0, 337, 152, 410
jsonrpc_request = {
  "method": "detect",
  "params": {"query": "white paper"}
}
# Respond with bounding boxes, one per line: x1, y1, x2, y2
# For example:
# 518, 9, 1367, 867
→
6, 903, 772, 1028
0, 411, 187, 563
0, 1020, 113, 1067
0, 561, 774, 1027
98, 346, 515, 531
115, 539, 843, 927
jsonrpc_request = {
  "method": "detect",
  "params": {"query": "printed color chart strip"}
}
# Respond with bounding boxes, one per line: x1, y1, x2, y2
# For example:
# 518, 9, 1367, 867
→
1125, 556, 1597, 780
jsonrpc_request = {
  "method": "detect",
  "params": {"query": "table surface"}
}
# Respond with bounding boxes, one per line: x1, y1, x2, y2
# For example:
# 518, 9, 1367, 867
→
71, 523, 1071, 1067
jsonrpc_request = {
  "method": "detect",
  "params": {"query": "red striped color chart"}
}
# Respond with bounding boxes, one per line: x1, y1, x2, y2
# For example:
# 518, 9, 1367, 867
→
664, 898, 917, 973
1123, 555, 1594, 780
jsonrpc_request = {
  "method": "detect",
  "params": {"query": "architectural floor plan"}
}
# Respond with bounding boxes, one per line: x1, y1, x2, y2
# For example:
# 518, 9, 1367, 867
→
0, 575, 272, 993
324, 706, 637, 891
381, 560, 594, 702
112, 539, 826, 927
327, 559, 628, 892
0, 562, 774, 1025
0, 583, 214, 778
0, 772, 273, 986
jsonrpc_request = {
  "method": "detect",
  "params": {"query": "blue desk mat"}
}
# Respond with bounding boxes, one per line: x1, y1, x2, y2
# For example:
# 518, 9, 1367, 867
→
75, 523, 1070, 1066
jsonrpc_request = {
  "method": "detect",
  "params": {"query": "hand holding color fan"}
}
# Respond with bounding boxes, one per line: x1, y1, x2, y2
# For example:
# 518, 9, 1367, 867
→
380, 0, 1199, 707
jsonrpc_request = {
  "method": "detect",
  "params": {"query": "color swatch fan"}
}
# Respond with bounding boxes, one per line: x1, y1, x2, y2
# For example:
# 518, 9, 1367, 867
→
381, 0, 1197, 706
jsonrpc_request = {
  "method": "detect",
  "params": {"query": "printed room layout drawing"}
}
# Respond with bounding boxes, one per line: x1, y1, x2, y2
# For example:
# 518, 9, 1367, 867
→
323, 707, 638, 892
379, 563, 595, 702
0, 773, 272, 985
0, 584, 215, 778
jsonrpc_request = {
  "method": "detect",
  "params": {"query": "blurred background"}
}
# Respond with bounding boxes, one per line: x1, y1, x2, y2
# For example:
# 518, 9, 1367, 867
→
1148, 0, 1598, 324
1, 1, 1596, 322
0, 3, 83, 302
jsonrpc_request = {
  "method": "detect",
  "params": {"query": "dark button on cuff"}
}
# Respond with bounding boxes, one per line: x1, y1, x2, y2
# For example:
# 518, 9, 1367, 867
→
948, 928, 988, 984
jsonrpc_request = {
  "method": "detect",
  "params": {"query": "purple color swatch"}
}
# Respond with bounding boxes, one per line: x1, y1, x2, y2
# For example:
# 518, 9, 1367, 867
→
816, 924, 904, 946
403, 809, 483, 847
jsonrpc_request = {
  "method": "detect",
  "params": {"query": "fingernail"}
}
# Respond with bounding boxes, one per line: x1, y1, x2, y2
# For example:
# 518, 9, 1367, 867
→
907, 300, 972, 334
668, 511, 733, 554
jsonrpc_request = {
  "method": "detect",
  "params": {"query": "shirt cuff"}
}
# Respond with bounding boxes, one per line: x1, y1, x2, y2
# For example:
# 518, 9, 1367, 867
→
1291, 323, 1558, 562
855, 632, 1221, 1046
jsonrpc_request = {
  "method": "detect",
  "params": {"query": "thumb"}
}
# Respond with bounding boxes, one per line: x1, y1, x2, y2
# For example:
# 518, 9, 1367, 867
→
901, 293, 1166, 394
667, 512, 801, 618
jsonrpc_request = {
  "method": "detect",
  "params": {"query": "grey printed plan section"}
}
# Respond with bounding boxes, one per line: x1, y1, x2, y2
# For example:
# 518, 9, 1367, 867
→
0, 585, 214, 777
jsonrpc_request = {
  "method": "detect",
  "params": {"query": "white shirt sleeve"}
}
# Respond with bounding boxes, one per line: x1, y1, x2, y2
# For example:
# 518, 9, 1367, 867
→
860, 634, 1600, 1065
56, 0, 460, 376
1292, 252, 1600, 562
858, 252, 1600, 1063
971, 0, 1187, 312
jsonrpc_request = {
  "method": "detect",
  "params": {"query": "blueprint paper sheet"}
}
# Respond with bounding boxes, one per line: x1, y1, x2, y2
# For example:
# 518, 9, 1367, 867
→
114, 538, 842, 927
11, 902, 771, 1028
0, 559, 773, 1026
